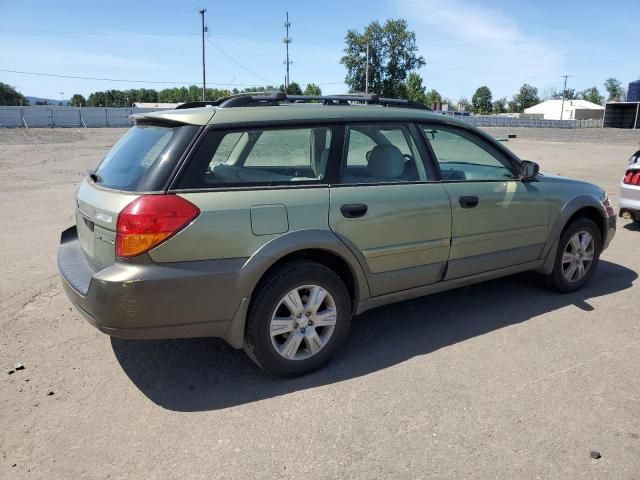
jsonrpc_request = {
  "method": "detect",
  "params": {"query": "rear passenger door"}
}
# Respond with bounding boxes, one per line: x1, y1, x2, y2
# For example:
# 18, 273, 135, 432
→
420, 124, 550, 279
329, 123, 452, 297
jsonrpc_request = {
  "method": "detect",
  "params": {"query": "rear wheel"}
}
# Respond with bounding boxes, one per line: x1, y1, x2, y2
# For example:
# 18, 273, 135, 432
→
244, 260, 351, 377
545, 218, 602, 293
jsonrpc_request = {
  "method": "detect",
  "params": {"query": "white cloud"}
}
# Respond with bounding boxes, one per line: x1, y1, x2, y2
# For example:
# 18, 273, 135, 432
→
396, 0, 565, 98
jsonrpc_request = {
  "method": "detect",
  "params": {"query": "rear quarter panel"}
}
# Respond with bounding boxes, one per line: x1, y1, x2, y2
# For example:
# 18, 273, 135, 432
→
148, 188, 331, 262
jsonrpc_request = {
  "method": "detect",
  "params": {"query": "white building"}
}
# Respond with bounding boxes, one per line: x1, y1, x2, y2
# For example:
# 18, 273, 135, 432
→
524, 99, 604, 120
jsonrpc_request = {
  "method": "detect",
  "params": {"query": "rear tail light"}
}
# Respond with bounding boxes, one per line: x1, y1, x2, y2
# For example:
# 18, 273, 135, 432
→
116, 195, 200, 257
624, 170, 640, 185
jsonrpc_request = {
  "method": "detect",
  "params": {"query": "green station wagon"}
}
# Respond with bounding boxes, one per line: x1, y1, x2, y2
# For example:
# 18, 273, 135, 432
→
58, 93, 616, 376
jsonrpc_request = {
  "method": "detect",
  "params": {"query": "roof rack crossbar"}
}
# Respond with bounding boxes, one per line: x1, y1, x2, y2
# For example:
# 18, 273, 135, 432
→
175, 92, 431, 111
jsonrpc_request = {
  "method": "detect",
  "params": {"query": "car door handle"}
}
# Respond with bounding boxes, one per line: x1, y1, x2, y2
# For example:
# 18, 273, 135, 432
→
340, 203, 368, 218
459, 196, 479, 208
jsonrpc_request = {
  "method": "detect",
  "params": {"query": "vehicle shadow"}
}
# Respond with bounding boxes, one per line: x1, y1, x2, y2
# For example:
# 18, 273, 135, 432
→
623, 221, 640, 232
111, 260, 636, 412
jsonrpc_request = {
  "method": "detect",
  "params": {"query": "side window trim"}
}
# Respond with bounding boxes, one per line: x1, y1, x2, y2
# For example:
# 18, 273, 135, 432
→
169, 123, 343, 191
418, 122, 520, 183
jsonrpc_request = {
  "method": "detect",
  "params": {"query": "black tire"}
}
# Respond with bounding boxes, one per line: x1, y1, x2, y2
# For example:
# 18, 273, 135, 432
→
244, 260, 352, 377
545, 217, 602, 293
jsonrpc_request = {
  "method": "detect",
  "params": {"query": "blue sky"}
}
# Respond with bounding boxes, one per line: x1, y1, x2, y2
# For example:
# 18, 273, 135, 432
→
1, 0, 638, 101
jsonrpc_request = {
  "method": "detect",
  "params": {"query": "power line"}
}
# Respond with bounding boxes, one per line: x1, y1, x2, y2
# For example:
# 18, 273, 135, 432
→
0, 68, 257, 87
205, 38, 276, 85
0, 68, 343, 88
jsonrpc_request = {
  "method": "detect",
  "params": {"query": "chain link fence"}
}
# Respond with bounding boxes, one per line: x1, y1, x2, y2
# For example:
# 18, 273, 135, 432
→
0, 106, 164, 128
458, 115, 602, 128
0, 106, 604, 129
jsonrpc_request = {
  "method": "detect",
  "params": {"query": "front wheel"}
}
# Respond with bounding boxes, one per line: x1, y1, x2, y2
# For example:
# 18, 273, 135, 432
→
545, 218, 602, 293
244, 260, 352, 377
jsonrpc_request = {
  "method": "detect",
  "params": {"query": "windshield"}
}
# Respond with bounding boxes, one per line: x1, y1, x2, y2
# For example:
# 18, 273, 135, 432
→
94, 123, 199, 192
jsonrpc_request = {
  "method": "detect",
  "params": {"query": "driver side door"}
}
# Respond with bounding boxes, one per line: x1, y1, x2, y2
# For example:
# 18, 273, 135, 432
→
421, 124, 550, 280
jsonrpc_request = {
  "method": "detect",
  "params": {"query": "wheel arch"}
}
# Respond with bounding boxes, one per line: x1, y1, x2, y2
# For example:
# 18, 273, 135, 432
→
225, 229, 370, 348
538, 195, 607, 275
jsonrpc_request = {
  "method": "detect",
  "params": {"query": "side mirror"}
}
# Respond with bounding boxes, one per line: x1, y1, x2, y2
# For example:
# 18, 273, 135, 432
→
520, 160, 540, 181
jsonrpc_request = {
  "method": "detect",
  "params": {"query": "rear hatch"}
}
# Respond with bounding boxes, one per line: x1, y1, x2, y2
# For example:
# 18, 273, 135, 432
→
75, 121, 202, 271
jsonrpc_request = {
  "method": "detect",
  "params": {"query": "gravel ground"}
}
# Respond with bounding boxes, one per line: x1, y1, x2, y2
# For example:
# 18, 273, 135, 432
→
1, 127, 639, 479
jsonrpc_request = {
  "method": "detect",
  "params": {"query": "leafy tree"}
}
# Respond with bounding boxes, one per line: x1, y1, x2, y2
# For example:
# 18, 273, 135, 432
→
304, 83, 322, 96
404, 72, 426, 103
341, 19, 425, 97
0, 82, 29, 106
279, 82, 303, 95
492, 97, 507, 114
471, 86, 493, 114
579, 86, 604, 105
68, 94, 87, 107
424, 88, 442, 106
604, 78, 624, 101
512, 83, 540, 112
550, 88, 577, 100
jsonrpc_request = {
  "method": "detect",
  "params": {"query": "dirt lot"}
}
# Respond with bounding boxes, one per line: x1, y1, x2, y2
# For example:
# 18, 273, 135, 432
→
1, 127, 639, 479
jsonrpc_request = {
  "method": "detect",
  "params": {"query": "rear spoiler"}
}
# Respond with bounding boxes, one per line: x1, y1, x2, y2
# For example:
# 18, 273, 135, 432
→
129, 108, 215, 126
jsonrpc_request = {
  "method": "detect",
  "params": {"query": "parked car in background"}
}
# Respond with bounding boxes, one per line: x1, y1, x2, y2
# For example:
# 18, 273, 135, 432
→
620, 150, 640, 222
58, 93, 617, 377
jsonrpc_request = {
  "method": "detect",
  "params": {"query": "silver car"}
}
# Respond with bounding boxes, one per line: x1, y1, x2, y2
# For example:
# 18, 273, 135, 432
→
620, 150, 640, 223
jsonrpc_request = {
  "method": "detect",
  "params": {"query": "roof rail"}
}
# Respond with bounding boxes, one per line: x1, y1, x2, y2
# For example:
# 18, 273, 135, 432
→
175, 92, 431, 110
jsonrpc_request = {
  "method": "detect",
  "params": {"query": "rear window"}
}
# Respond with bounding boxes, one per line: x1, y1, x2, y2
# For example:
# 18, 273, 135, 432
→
94, 124, 199, 192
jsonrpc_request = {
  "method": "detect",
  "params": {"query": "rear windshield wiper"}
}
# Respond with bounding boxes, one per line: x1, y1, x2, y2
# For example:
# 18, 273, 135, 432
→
87, 169, 102, 183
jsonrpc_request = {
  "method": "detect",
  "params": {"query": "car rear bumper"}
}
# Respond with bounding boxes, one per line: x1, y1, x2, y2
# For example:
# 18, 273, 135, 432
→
620, 183, 640, 221
57, 226, 249, 348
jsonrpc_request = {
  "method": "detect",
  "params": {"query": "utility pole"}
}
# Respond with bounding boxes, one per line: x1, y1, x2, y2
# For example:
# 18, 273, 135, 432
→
560, 74, 571, 121
199, 9, 207, 101
283, 12, 292, 91
365, 42, 370, 94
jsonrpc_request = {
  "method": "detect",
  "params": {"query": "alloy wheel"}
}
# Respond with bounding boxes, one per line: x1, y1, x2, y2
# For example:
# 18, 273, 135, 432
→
269, 285, 337, 361
562, 230, 595, 282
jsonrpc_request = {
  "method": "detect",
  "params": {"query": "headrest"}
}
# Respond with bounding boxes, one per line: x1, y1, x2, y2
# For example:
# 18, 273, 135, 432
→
367, 144, 405, 179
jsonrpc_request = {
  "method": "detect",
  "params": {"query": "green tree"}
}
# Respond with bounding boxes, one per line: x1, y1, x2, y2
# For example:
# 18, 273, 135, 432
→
513, 83, 540, 112
550, 88, 577, 100
341, 19, 425, 97
278, 82, 303, 95
404, 72, 426, 103
492, 97, 507, 114
0, 82, 29, 106
604, 78, 624, 101
471, 86, 493, 114
68, 94, 86, 106
424, 88, 442, 106
579, 86, 604, 105
303, 83, 322, 96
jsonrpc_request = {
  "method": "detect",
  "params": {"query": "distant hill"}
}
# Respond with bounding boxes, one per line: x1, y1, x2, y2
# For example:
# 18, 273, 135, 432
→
25, 96, 68, 106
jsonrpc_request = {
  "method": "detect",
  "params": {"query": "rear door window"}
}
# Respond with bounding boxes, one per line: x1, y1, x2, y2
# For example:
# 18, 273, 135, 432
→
176, 126, 336, 188
341, 124, 430, 184
94, 124, 199, 192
